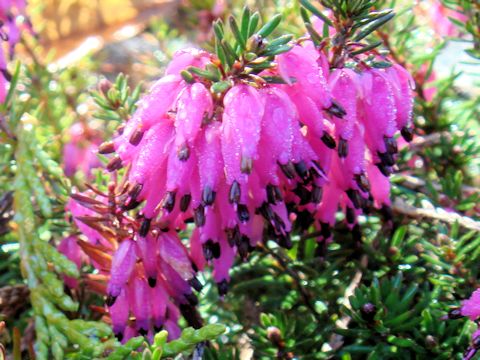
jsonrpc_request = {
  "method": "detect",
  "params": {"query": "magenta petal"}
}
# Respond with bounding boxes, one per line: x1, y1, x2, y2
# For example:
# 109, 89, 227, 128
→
107, 239, 136, 298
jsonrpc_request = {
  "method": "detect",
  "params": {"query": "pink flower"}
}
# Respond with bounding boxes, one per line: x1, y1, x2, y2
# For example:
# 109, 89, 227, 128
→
462, 289, 480, 321
71, 42, 415, 338
427, 0, 467, 38
63, 123, 102, 177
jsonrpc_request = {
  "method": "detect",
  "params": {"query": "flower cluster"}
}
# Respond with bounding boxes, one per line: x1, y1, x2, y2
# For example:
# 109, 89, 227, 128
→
66, 37, 414, 341
0, 0, 29, 103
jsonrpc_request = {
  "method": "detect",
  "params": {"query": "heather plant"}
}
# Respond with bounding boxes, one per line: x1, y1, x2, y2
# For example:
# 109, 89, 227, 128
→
0, 1, 479, 360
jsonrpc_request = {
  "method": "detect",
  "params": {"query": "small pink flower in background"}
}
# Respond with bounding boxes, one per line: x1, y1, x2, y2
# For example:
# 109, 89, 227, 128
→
462, 289, 480, 321
421, 0, 467, 38
63, 122, 102, 177
0, 0, 31, 103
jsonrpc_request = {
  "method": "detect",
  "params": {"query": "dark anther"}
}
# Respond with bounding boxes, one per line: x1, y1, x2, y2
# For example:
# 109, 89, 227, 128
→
212, 242, 221, 259
229, 181, 241, 204
355, 173, 370, 193
360, 303, 377, 322
237, 204, 250, 223
162, 191, 176, 212
378, 151, 395, 166
191, 261, 199, 273
238, 235, 250, 259
129, 128, 144, 146
401, 126, 414, 142
376, 163, 393, 177
188, 277, 203, 292
180, 193, 192, 212
98, 141, 116, 154
448, 308, 464, 320
326, 100, 347, 118
202, 240, 214, 261
153, 326, 163, 333
321, 131, 336, 149
185, 292, 199, 306
258, 202, 274, 221
138, 328, 148, 336
266, 184, 277, 204
384, 137, 398, 154
294, 161, 310, 181
106, 295, 117, 307
178, 143, 190, 161
241, 156, 253, 174
294, 184, 311, 205
139, 218, 151, 237
122, 199, 141, 211
194, 205, 205, 227
0, 68, 12, 82
315, 241, 328, 258
320, 222, 331, 239
338, 138, 349, 158
346, 207, 355, 224
273, 185, 283, 202
279, 161, 296, 179
179, 304, 203, 329
312, 186, 323, 204
352, 224, 362, 243
272, 213, 286, 232
226, 226, 241, 247
148, 277, 157, 288
381, 204, 393, 222
295, 210, 314, 231
202, 186, 216, 206
278, 233, 292, 249
217, 279, 229, 296
346, 189, 361, 209
129, 183, 143, 201
106, 156, 123, 172
116, 124, 125, 135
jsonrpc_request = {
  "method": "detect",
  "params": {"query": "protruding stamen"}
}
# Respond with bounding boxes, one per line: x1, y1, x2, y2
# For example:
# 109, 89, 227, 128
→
139, 218, 151, 237
294, 161, 310, 181
279, 161, 296, 179
378, 151, 395, 166
326, 100, 347, 118
338, 138, 348, 158
188, 277, 203, 292
180, 194, 192, 212
321, 131, 336, 149
241, 156, 253, 174
194, 205, 205, 227
98, 141, 116, 154
355, 173, 370, 192
106, 156, 123, 172
237, 204, 250, 223
162, 191, 176, 212
229, 181, 241, 204
178, 143, 190, 161
401, 126, 414, 142
384, 137, 398, 154
217, 279, 229, 296
312, 186, 323, 204
148, 277, 157, 288
106, 294, 117, 307
129, 128, 144, 146
346, 207, 355, 224
294, 184, 311, 205
346, 189, 361, 209
202, 186, 216, 206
